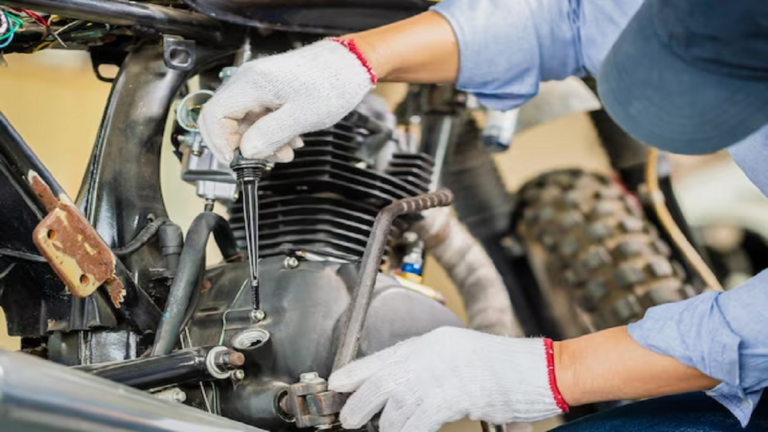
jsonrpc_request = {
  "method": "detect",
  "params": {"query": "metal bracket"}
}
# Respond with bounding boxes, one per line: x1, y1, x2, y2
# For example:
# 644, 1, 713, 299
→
283, 372, 347, 429
163, 35, 196, 72
29, 170, 117, 299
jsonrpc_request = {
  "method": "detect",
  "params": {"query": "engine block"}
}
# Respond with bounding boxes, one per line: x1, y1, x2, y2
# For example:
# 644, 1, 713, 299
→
185, 256, 462, 429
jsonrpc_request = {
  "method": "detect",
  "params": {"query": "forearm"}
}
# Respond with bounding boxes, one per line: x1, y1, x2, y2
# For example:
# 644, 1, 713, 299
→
554, 326, 719, 406
342, 11, 458, 83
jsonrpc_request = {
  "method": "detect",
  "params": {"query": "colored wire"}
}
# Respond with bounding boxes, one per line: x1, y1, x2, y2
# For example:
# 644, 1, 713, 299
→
0, 13, 20, 49
0, 13, 22, 37
9, 7, 47, 27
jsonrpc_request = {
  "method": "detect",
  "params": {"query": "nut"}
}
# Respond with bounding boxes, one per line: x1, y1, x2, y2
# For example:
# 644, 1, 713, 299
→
284, 256, 299, 269
250, 309, 267, 322
232, 369, 245, 380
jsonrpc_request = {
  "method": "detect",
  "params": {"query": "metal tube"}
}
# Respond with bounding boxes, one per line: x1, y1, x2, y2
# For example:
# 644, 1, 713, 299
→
4, 0, 234, 43
332, 190, 453, 371
76, 346, 244, 390
0, 350, 266, 432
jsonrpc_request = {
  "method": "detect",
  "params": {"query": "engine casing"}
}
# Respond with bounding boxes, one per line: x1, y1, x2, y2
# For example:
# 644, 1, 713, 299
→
186, 256, 461, 429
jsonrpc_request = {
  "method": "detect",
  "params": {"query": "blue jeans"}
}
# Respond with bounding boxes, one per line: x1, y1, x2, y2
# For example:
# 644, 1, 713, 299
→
552, 392, 767, 431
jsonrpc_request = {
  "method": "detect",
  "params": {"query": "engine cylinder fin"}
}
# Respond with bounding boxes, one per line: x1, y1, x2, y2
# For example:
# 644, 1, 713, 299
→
228, 111, 432, 261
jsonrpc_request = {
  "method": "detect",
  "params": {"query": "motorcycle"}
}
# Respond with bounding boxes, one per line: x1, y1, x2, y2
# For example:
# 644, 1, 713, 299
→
0, 1, 714, 430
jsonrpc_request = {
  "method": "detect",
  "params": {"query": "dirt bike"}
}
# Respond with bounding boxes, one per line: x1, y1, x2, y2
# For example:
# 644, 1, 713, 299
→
0, 1, 714, 430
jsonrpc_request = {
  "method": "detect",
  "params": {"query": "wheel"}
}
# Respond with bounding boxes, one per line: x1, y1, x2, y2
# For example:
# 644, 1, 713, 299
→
515, 169, 693, 338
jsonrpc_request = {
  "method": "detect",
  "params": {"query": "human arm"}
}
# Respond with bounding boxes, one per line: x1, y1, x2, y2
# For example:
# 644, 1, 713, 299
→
556, 326, 718, 406
199, 0, 643, 161
327, 324, 719, 432
627, 270, 768, 426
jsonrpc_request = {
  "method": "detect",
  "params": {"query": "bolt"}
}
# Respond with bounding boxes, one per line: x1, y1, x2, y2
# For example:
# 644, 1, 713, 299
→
173, 389, 187, 403
155, 387, 187, 403
212, 349, 245, 371
284, 256, 299, 269
250, 309, 266, 322
232, 369, 246, 380
299, 372, 323, 383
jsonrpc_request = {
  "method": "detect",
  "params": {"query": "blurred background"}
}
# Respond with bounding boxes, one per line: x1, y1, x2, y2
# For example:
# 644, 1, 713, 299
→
1, 50, 764, 431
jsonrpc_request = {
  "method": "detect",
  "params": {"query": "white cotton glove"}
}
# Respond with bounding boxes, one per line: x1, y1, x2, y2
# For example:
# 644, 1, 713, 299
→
199, 39, 376, 164
328, 328, 568, 432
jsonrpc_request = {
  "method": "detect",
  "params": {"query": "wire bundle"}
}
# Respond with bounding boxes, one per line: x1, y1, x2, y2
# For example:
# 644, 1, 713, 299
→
0, 11, 25, 50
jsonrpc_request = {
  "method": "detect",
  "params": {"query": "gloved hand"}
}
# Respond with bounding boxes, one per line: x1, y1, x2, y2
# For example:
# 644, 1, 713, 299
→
328, 328, 569, 432
199, 38, 376, 164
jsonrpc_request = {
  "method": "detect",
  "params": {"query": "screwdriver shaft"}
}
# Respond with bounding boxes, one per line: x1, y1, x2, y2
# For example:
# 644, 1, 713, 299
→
230, 151, 267, 315
240, 180, 260, 311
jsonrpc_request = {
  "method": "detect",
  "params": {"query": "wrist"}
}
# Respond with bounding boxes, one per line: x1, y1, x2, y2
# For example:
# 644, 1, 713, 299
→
553, 339, 581, 407
338, 33, 390, 82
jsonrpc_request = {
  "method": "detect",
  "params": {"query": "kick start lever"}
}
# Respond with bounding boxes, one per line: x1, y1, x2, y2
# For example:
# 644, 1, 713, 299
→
230, 150, 267, 320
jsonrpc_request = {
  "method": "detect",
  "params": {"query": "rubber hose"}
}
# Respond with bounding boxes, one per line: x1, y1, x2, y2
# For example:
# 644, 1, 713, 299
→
151, 212, 240, 356
112, 217, 170, 257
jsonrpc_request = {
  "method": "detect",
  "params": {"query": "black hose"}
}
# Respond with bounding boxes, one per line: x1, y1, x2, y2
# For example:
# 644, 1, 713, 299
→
112, 217, 170, 257
151, 212, 240, 356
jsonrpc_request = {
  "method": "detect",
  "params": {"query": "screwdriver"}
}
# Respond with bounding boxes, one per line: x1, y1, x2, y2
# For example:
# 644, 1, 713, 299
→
230, 150, 268, 320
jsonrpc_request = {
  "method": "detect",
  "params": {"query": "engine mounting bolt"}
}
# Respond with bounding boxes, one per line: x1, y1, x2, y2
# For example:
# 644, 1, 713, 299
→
284, 256, 299, 269
232, 369, 246, 381
299, 371, 323, 383
250, 309, 267, 322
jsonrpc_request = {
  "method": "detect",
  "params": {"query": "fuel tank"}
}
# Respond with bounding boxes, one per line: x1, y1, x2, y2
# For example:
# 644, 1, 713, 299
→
184, 0, 435, 34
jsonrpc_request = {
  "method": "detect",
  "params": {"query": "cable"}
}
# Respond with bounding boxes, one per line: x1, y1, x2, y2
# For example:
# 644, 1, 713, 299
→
0, 248, 46, 263
9, 8, 47, 27
112, 217, 170, 257
0, 20, 19, 49
645, 147, 723, 291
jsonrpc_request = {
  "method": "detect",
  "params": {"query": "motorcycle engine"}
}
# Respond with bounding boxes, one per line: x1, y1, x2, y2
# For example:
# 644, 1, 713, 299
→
175, 92, 462, 429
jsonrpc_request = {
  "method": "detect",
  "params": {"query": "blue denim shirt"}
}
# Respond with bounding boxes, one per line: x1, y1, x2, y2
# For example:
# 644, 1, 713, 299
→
431, 0, 768, 426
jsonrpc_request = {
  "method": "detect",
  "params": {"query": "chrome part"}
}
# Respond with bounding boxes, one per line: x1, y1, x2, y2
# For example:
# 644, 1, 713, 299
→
206, 346, 235, 379
0, 350, 266, 432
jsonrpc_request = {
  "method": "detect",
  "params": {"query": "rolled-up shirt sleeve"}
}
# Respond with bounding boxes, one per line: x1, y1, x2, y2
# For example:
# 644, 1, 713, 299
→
629, 272, 768, 426
431, 0, 642, 110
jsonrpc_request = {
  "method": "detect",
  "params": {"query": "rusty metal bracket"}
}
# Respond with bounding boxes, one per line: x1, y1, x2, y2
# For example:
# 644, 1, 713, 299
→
29, 170, 119, 299
283, 372, 348, 429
